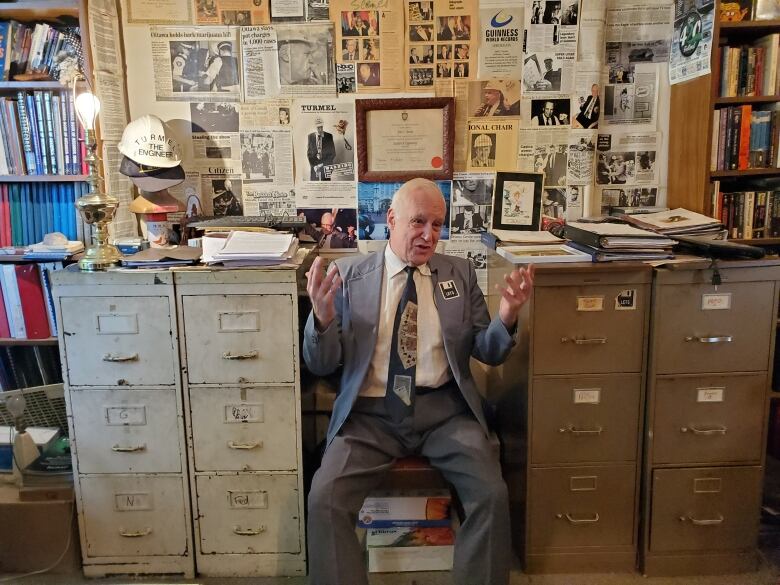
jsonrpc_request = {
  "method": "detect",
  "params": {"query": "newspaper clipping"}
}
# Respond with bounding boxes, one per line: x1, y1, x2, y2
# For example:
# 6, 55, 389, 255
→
240, 26, 280, 100
602, 63, 658, 127
478, 4, 523, 79
240, 126, 293, 184
577, 0, 605, 61
195, 0, 270, 25
669, 0, 714, 85
306, 0, 329, 21
467, 80, 521, 117
239, 98, 293, 126
292, 100, 356, 207
571, 63, 601, 129
275, 22, 337, 97
151, 27, 241, 102
445, 242, 489, 293
271, 0, 304, 19
466, 119, 519, 172
243, 185, 297, 217
595, 131, 660, 212
332, 0, 404, 92
567, 130, 596, 185
523, 0, 580, 95
451, 171, 494, 243
169, 171, 205, 216
127, 0, 192, 23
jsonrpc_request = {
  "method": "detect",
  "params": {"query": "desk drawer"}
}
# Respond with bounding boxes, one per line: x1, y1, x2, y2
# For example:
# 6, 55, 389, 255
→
533, 285, 646, 375
80, 475, 188, 557
652, 374, 766, 465
653, 282, 774, 374
182, 294, 295, 385
71, 389, 181, 473
650, 466, 762, 552
528, 465, 636, 549
196, 474, 301, 554
190, 386, 298, 472
60, 296, 176, 387
531, 375, 641, 464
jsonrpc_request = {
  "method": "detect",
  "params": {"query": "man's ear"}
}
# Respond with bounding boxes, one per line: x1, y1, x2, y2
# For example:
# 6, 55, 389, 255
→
278, 44, 290, 63
387, 207, 396, 231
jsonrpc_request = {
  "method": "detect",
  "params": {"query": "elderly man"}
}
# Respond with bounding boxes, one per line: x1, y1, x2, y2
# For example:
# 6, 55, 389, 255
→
307, 116, 336, 181
304, 178, 534, 585
471, 133, 495, 167
278, 32, 321, 85
473, 80, 521, 117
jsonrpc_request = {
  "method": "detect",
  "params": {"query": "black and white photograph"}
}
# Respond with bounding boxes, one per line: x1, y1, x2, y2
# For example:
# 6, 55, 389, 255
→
306, 0, 329, 21
531, 53, 563, 91
409, 67, 433, 87
572, 83, 600, 129
534, 144, 568, 186
466, 249, 487, 269
453, 176, 494, 207
276, 24, 335, 90
451, 201, 489, 235
530, 0, 542, 24
209, 178, 243, 216
470, 133, 497, 168
602, 186, 658, 210
454, 43, 469, 60
170, 39, 238, 93
408, 1, 433, 22
278, 107, 291, 125
596, 152, 635, 185
206, 145, 232, 159
606, 41, 670, 84
530, 98, 570, 126
292, 101, 355, 186
241, 132, 275, 181
542, 187, 567, 218
454, 62, 468, 77
541, 0, 577, 25
409, 45, 433, 64
437, 44, 452, 60
336, 63, 356, 94
190, 102, 239, 133
196, 0, 217, 20
298, 207, 358, 248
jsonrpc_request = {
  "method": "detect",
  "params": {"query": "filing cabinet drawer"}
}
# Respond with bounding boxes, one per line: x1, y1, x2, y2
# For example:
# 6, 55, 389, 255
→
653, 282, 774, 374
531, 375, 641, 464
650, 466, 762, 552
653, 374, 766, 465
79, 475, 189, 557
533, 285, 646, 375
71, 389, 182, 473
60, 296, 176, 387
528, 465, 636, 549
182, 294, 295, 384
190, 386, 298, 472
196, 474, 301, 554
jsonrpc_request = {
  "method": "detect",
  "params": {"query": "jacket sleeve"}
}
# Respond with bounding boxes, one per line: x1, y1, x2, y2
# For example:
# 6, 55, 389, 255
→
302, 277, 344, 376
467, 262, 515, 366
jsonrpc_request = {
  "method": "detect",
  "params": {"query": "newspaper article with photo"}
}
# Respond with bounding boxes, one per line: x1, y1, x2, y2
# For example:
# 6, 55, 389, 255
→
477, 4, 523, 79
567, 130, 596, 185
88, 0, 124, 74
337, 63, 356, 93
521, 96, 571, 127
466, 119, 519, 172
194, 0, 269, 25
240, 26, 280, 100
577, 0, 605, 61
240, 126, 293, 184
332, 0, 404, 92
275, 22, 336, 97
444, 242, 488, 293
602, 63, 658, 127
297, 207, 358, 249
450, 172, 494, 243
169, 171, 205, 216
669, 0, 714, 84
151, 27, 241, 101
202, 175, 244, 216
292, 100, 356, 207
239, 99, 294, 126
243, 184, 298, 217
523, 0, 580, 95
127, 0, 192, 23
571, 64, 602, 129
467, 80, 521, 117
595, 130, 660, 212
306, 0, 329, 20
270, 0, 304, 18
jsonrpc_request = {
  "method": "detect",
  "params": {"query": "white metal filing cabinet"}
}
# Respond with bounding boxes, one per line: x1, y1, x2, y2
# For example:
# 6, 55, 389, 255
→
52, 269, 194, 577
174, 267, 306, 577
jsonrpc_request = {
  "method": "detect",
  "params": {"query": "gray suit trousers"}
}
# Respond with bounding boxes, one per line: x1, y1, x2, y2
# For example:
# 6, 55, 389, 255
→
307, 389, 511, 585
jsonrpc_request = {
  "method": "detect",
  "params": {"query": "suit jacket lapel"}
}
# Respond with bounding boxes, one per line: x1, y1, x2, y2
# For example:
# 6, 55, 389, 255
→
347, 249, 385, 367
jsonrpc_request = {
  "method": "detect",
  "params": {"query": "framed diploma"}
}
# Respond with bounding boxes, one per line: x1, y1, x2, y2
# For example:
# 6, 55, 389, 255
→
356, 97, 455, 182
491, 172, 543, 231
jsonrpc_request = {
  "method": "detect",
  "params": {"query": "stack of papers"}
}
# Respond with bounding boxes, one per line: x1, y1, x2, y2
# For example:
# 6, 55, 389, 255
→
620, 208, 724, 237
565, 221, 675, 262
121, 246, 202, 268
203, 231, 298, 266
24, 237, 84, 260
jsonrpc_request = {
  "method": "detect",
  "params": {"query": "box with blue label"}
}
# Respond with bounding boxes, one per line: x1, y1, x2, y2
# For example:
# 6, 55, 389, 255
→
357, 490, 451, 529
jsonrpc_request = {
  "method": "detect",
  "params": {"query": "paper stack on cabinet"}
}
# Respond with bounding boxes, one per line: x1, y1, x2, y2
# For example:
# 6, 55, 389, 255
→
564, 221, 675, 262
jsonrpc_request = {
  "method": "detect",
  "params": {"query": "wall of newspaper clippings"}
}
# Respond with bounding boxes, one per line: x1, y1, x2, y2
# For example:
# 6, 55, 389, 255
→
110, 0, 677, 287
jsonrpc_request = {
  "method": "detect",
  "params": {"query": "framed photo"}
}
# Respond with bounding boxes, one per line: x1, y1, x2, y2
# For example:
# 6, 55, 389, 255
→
355, 97, 455, 182
491, 172, 543, 231
497, 244, 592, 264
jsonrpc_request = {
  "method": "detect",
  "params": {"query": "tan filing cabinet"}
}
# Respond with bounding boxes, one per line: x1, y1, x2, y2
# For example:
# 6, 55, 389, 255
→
641, 261, 780, 576
494, 261, 652, 573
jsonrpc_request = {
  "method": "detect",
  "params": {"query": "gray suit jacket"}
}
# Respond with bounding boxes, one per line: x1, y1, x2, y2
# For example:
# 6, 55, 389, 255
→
303, 248, 515, 447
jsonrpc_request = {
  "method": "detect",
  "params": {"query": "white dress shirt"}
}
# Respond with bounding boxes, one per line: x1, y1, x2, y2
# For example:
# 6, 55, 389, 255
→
359, 245, 451, 397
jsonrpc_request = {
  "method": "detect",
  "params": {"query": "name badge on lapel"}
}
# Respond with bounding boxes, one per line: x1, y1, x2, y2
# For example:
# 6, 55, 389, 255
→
438, 280, 460, 300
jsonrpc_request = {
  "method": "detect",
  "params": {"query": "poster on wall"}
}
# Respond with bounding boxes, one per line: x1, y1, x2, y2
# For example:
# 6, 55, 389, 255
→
669, 0, 714, 85
477, 3, 523, 79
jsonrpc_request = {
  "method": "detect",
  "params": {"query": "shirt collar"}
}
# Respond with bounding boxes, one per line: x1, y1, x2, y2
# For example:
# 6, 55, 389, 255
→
384, 244, 431, 278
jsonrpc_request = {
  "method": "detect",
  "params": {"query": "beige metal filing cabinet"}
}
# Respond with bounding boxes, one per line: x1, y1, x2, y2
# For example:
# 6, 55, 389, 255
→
495, 261, 652, 573
174, 266, 307, 577
52, 269, 195, 577
641, 260, 780, 576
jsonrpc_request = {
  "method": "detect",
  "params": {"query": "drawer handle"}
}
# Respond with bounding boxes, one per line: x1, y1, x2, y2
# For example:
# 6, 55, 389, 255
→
223, 350, 258, 360
557, 512, 600, 525
119, 527, 152, 537
102, 353, 139, 362
680, 425, 727, 436
233, 525, 267, 536
558, 425, 603, 436
111, 444, 147, 452
228, 440, 263, 450
684, 336, 733, 344
679, 514, 724, 526
560, 337, 607, 345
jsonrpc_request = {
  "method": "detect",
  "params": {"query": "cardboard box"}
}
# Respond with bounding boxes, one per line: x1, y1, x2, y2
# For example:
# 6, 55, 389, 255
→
366, 527, 454, 573
358, 490, 451, 528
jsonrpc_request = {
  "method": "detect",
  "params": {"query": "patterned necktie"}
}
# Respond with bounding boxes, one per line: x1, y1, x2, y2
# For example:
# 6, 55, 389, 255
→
385, 266, 418, 423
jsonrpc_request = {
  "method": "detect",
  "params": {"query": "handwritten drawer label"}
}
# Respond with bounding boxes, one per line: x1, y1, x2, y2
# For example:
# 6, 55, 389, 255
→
697, 387, 725, 403
96, 313, 138, 335
573, 389, 601, 404
228, 490, 268, 509
115, 492, 153, 511
577, 296, 604, 312
105, 406, 147, 426
701, 293, 731, 311
224, 403, 264, 423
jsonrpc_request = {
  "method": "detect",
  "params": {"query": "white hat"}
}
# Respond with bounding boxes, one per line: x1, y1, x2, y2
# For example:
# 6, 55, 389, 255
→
118, 115, 182, 169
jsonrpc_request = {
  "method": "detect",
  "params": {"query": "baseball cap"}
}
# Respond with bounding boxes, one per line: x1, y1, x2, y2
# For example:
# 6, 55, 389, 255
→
120, 155, 185, 191
118, 115, 182, 168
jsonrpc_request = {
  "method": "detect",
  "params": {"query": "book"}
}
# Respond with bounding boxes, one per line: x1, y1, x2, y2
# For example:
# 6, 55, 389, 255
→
0, 276, 10, 338
564, 221, 674, 249
15, 263, 50, 339
0, 264, 25, 337
754, 0, 780, 20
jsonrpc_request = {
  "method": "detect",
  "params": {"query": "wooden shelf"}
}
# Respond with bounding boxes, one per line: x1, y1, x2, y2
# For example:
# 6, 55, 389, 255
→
0, 175, 87, 182
729, 237, 780, 245
714, 95, 780, 105
720, 19, 780, 32
0, 81, 71, 91
0, 337, 57, 346
711, 168, 780, 178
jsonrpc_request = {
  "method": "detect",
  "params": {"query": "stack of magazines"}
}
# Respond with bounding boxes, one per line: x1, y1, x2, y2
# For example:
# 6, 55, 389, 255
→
618, 208, 725, 238
202, 231, 299, 267
565, 221, 675, 262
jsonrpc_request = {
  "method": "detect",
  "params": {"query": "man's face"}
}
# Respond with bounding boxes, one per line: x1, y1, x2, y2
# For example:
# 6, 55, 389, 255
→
346, 40, 357, 53
544, 60, 553, 72
464, 208, 474, 219
387, 186, 446, 266
543, 102, 554, 117
464, 179, 478, 191
591, 84, 599, 97
283, 40, 316, 82
279, 110, 289, 124
475, 145, 491, 160
359, 64, 371, 81
320, 213, 334, 234
483, 88, 501, 105
316, 123, 323, 134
